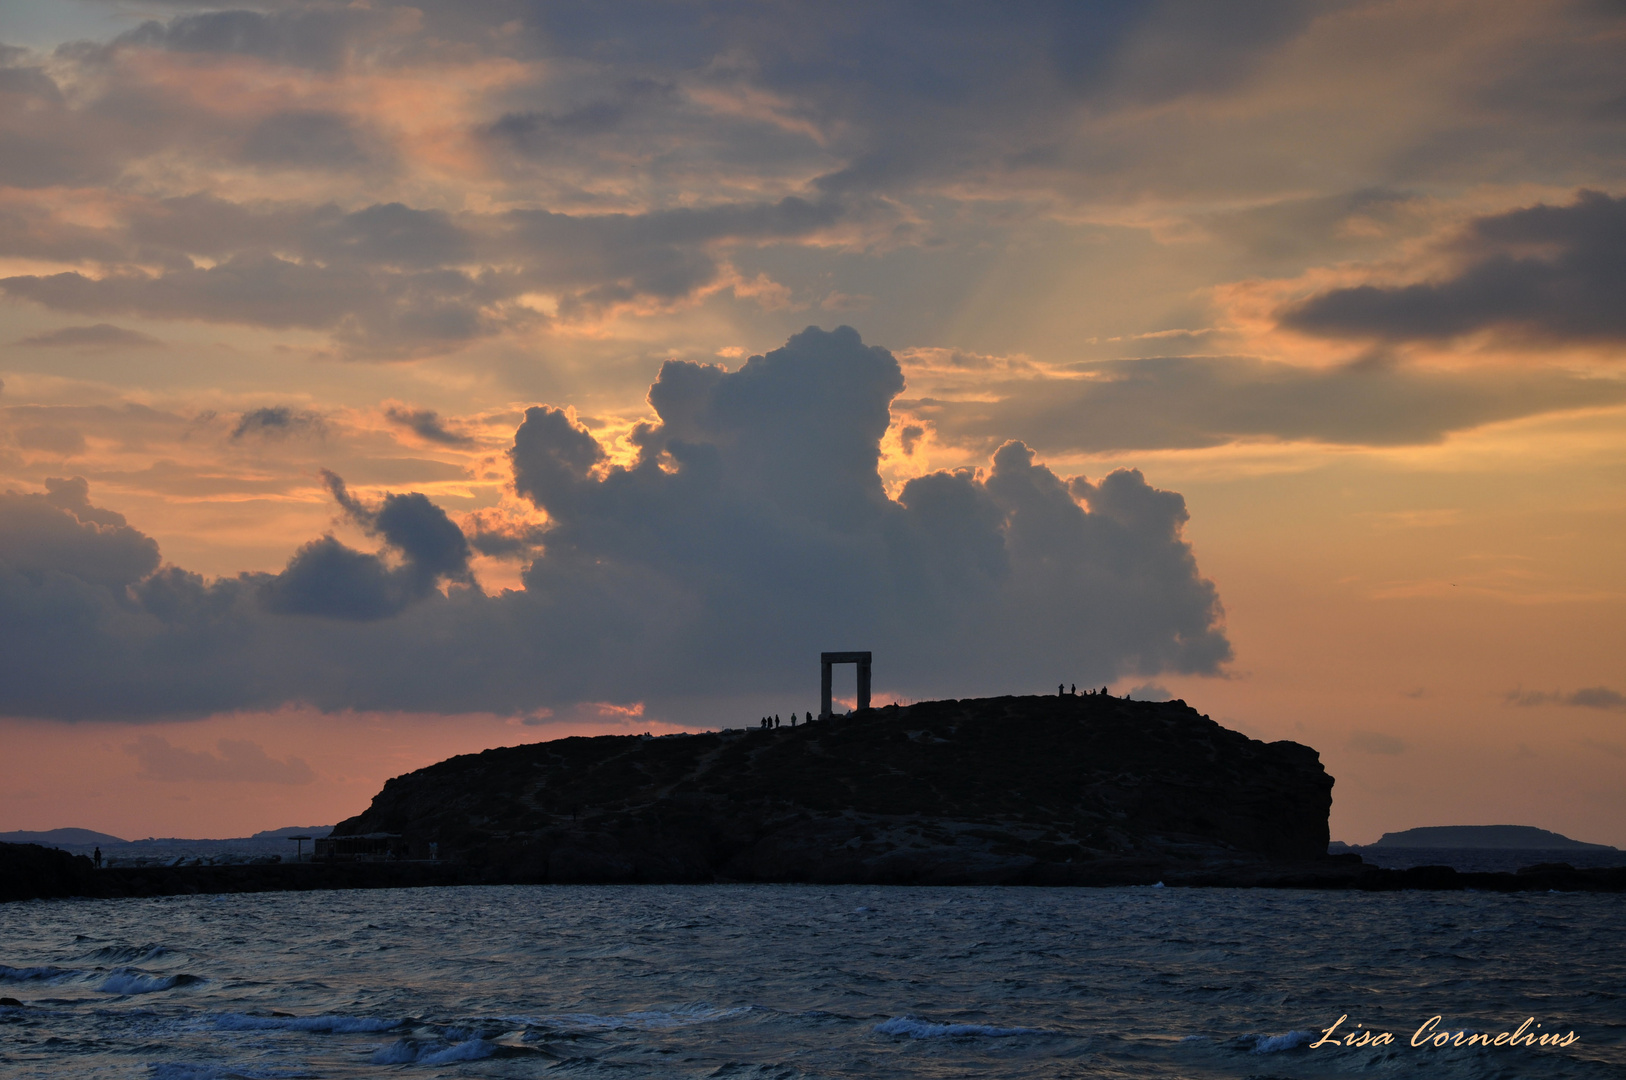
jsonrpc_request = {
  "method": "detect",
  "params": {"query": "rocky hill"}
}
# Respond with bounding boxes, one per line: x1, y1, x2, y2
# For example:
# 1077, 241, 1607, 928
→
332, 694, 1337, 885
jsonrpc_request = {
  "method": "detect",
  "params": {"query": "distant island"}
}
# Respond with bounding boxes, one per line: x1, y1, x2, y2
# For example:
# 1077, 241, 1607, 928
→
329, 693, 1335, 884
1364, 825, 1617, 850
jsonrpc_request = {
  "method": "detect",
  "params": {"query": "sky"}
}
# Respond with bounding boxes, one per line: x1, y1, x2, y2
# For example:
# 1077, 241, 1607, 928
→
0, 0, 1622, 846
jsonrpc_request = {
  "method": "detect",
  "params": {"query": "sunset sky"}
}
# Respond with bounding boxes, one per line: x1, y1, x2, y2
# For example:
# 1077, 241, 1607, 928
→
1, 0, 1622, 847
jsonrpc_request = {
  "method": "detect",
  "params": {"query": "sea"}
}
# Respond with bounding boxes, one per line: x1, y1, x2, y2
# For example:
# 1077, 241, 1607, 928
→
0, 884, 1620, 1079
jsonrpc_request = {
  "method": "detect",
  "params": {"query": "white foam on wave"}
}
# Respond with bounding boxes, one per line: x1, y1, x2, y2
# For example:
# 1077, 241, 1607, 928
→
370, 1038, 497, 1065
874, 1017, 1046, 1039
99, 969, 203, 995
1245, 1029, 1315, 1053
210, 1012, 403, 1034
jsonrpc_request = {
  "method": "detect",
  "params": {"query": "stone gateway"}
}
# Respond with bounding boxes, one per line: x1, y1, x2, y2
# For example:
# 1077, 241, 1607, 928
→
820, 651, 871, 718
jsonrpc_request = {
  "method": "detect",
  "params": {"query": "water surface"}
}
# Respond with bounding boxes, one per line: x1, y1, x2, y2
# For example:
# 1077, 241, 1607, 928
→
1, 884, 1619, 1078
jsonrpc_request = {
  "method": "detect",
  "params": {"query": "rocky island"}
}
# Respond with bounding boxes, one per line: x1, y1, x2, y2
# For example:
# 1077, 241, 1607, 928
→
329, 693, 1335, 885
9, 694, 1624, 899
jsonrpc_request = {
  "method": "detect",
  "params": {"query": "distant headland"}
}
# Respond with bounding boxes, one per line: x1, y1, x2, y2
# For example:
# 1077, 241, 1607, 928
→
1364, 825, 1616, 850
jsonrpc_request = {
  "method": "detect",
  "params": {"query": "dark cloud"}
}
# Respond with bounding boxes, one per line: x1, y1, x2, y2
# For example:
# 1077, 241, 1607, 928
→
258, 535, 407, 621
0, 49, 125, 188
0, 327, 1230, 721
486, 78, 677, 149
0, 476, 158, 589
113, 7, 391, 72
259, 469, 474, 620
1505, 686, 1626, 711
384, 406, 474, 447
0, 188, 852, 352
904, 355, 1626, 453
0, 253, 504, 356
0, 1, 1360, 353
502, 196, 845, 316
1281, 190, 1626, 343
463, 514, 547, 559
230, 406, 324, 441
0, 257, 376, 329
13, 323, 162, 349
126, 734, 315, 784
511, 326, 1231, 692
324, 469, 474, 591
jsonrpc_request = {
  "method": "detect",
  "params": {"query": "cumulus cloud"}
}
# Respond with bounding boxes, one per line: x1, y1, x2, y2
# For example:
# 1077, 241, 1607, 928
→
1505, 686, 1626, 711
903, 355, 1626, 453
1281, 190, 1626, 344
125, 735, 315, 784
0, 327, 1229, 721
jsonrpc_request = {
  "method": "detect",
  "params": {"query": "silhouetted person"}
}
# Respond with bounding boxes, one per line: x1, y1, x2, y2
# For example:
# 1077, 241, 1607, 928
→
93, 847, 102, 869
1059, 684, 1065, 696
790, 714, 797, 727
774, 714, 780, 728
1102, 686, 1108, 696
1070, 684, 1076, 695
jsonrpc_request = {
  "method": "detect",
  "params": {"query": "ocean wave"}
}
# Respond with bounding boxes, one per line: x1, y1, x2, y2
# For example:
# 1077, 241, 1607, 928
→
210, 1012, 403, 1034
87, 943, 170, 964
0, 964, 78, 983
99, 969, 204, 995
873, 1017, 1046, 1038
370, 1038, 499, 1065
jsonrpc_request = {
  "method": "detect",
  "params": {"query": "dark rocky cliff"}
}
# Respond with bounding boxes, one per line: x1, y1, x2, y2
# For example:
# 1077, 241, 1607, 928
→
333, 694, 1336, 885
